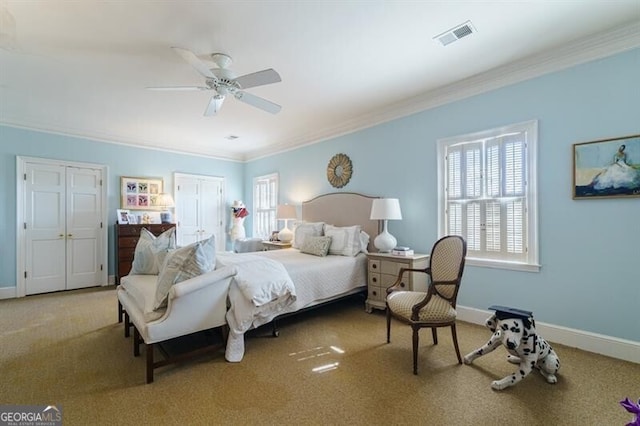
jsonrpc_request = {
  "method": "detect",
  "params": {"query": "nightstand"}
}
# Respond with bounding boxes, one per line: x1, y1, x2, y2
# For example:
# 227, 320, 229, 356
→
365, 252, 429, 313
262, 241, 292, 250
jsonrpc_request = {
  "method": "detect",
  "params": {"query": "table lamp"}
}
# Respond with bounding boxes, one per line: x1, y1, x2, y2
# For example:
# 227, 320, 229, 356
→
157, 193, 175, 224
369, 198, 402, 252
276, 204, 297, 242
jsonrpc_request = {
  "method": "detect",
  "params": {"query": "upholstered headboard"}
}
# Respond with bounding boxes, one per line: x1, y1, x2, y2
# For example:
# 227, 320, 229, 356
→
301, 192, 380, 251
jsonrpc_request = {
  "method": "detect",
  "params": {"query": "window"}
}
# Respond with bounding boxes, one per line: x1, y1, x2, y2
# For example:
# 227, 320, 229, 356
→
437, 120, 539, 272
253, 173, 278, 239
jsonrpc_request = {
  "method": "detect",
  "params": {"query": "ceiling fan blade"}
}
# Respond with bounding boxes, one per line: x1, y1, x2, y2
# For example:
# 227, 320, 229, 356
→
204, 95, 225, 116
171, 47, 215, 79
234, 69, 281, 89
235, 91, 281, 114
146, 86, 209, 91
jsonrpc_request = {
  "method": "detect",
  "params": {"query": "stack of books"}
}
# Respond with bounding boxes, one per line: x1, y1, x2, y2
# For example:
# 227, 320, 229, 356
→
391, 246, 414, 256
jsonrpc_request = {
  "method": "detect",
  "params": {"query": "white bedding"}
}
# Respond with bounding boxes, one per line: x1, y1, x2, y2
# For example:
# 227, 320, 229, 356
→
217, 249, 367, 361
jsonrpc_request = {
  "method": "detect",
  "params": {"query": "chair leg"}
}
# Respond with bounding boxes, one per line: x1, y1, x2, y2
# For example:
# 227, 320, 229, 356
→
412, 325, 419, 375
146, 343, 154, 384
451, 324, 462, 364
431, 327, 438, 345
386, 308, 392, 343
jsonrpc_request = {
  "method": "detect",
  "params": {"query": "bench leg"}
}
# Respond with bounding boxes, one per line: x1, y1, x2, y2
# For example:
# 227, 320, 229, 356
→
146, 343, 154, 384
133, 327, 141, 357
124, 312, 131, 338
118, 300, 124, 323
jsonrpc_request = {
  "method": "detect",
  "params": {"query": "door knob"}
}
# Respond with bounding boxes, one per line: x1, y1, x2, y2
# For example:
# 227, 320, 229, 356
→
67, 234, 73, 238
59, 234, 64, 238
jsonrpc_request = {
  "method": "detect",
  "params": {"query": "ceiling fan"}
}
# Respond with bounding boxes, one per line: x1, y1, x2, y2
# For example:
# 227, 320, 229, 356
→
148, 47, 282, 116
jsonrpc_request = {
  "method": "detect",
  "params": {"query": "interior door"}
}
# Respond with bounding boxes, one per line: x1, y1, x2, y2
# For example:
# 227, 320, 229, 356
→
23, 161, 104, 295
200, 179, 223, 248
65, 167, 103, 290
25, 163, 67, 294
174, 173, 225, 250
175, 176, 201, 246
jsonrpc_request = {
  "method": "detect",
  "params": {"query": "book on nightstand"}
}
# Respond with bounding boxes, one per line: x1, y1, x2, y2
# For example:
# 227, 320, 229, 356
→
392, 247, 414, 256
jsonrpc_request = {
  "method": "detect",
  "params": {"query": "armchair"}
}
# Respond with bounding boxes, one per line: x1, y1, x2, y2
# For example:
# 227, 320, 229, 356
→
386, 235, 467, 374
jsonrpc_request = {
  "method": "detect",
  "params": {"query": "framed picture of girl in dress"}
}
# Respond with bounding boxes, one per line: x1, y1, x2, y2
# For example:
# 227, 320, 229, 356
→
573, 134, 640, 199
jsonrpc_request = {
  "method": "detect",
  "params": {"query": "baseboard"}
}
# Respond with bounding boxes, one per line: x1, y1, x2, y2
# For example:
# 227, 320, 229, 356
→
457, 305, 640, 364
0, 286, 17, 300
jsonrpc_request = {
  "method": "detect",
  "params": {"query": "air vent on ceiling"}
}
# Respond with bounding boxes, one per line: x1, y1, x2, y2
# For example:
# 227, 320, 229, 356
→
434, 20, 476, 46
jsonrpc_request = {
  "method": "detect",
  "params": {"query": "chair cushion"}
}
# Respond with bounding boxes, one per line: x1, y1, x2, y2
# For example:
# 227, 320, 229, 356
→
387, 291, 457, 323
119, 275, 166, 322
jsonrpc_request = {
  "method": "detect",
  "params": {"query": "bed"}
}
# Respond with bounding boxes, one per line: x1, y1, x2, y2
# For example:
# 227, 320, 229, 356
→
218, 192, 380, 361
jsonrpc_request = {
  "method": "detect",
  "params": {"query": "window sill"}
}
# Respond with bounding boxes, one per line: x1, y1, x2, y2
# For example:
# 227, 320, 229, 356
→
465, 258, 541, 272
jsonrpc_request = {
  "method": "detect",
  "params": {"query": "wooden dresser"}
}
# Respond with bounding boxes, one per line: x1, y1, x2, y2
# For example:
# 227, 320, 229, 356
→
114, 224, 175, 284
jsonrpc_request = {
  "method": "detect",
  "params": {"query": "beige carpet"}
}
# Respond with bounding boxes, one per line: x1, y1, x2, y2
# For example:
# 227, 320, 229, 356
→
1, 287, 638, 425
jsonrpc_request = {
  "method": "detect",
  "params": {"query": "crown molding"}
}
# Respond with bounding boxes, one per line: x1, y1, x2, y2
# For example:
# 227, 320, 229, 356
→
245, 22, 640, 162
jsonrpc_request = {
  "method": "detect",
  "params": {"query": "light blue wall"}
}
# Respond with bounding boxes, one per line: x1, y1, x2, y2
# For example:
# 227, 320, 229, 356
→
0, 127, 244, 284
245, 48, 640, 342
1, 49, 638, 342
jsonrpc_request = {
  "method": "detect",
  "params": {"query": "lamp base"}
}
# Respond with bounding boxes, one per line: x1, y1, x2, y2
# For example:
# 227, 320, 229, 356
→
278, 226, 293, 243
373, 230, 397, 253
160, 212, 173, 224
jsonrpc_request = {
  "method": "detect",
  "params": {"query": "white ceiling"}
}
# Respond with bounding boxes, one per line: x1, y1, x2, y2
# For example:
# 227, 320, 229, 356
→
1, 1, 639, 161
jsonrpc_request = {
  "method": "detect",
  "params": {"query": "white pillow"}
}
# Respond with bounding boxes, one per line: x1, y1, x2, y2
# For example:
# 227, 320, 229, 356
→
292, 222, 324, 249
324, 225, 362, 256
359, 231, 370, 254
153, 236, 216, 310
130, 228, 176, 275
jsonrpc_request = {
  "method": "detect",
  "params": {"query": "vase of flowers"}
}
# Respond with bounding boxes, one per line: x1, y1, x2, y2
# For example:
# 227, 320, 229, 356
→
230, 200, 249, 241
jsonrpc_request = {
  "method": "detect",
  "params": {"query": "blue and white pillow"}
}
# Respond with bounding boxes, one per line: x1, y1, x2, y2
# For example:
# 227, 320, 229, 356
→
130, 227, 176, 275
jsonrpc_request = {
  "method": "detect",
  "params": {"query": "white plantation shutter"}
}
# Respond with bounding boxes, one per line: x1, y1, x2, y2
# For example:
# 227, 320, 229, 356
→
253, 173, 278, 239
438, 120, 539, 271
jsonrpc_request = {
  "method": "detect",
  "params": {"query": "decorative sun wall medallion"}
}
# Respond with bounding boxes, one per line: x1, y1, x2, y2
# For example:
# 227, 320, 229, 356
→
327, 153, 353, 188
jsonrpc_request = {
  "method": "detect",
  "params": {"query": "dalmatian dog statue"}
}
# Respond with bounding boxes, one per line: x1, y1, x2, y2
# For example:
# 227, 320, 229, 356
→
463, 305, 560, 390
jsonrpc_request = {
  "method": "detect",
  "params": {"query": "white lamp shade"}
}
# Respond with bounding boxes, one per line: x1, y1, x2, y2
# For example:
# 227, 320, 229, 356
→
157, 193, 175, 208
370, 198, 402, 220
276, 204, 297, 219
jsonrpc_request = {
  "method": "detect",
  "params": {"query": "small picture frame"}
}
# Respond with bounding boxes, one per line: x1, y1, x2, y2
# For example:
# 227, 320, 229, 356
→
270, 231, 280, 242
126, 213, 138, 224
117, 209, 130, 225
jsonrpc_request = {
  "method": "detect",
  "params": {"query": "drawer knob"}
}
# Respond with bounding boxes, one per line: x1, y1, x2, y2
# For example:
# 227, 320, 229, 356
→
372, 264, 377, 269
372, 290, 377, 296
372, 277, 377, 283
400, 282, 406, 288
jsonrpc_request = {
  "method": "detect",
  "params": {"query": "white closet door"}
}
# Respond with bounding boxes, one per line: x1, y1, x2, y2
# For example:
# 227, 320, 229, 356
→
175, 176, 201, 246
174, 173, 225, 250
200, 179, 222, 248
66, 167, 103, 290
25, 163, 66, 294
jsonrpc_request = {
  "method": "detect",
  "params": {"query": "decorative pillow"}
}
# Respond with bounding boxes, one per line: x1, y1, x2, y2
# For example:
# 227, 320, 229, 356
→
130, 228, 176, 275
359, 231, 370, 254
292, 222, 324, 249
324, 224, 362, 256
153, 236, 216, 310
300, 236, 332, 257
